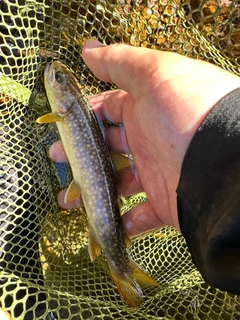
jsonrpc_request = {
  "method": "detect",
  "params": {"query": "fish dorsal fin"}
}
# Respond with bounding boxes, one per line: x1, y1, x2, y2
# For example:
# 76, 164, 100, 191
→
36, 113, 62, 123
110, 152, 133, 172
64, 180, 81, 204
88, 229, 102, 262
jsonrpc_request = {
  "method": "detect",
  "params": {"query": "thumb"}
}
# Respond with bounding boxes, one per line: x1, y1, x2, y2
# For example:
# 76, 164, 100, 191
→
82, 39, 155, 98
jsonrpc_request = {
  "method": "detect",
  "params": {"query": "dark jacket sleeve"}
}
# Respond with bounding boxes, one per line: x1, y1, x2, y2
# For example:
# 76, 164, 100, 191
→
176, 87, 240, 294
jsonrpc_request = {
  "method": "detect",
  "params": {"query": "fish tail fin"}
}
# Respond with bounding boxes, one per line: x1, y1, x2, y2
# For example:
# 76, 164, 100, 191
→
109, 258, 159, 307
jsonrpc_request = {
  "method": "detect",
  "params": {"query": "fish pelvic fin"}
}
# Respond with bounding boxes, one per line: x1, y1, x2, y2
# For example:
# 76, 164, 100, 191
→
36, 113, 62, 123
64, 180, 81, 204
109, 258, 159, 307
88, 229, 102, 262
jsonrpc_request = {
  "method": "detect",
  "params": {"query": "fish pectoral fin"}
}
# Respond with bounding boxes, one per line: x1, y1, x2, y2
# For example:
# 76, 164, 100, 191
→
36, 113, 62, 123
109, 258, 159, 307
64, 180, 81, 204
88, 229, 102, 262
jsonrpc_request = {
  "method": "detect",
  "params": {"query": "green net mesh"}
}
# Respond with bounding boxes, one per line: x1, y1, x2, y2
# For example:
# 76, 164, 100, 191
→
1, 0, 240, 319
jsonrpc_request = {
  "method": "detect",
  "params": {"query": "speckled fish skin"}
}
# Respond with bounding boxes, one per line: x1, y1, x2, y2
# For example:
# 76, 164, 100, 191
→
42, 61, 159, 307
44, 61, 125, 263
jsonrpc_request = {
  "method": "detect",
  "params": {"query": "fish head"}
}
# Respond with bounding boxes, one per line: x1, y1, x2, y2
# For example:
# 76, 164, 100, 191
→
44, 60, 80, 117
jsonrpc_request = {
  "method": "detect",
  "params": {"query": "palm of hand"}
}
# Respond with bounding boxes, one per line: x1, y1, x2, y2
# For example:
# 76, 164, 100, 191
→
50, 41, 240, 237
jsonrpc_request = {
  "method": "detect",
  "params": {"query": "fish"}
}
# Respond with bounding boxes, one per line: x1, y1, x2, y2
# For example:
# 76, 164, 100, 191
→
37, 60, 159, 307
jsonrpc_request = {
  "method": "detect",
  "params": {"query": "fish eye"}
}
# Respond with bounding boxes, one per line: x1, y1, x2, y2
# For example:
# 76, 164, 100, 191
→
55, 70, 66, 84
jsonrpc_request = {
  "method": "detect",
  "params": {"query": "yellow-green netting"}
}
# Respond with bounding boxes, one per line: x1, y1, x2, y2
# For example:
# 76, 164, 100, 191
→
1, 0, 240, 319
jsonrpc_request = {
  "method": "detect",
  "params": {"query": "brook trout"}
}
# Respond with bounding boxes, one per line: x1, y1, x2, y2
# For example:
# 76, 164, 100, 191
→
37, 61, 159, 307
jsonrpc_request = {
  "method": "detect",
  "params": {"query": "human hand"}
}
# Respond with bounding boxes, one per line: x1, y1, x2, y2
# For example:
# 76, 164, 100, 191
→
49, 39, 240, 237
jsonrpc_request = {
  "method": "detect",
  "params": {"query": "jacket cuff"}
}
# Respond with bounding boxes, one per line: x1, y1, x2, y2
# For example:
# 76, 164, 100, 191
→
177, 87, 240, 294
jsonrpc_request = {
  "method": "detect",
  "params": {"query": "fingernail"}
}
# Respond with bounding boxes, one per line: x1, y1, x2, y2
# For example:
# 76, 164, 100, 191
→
49, 142, 66, 163
103, 105, 114, 123
84, 39, 105, 50
49, 146, 58, 162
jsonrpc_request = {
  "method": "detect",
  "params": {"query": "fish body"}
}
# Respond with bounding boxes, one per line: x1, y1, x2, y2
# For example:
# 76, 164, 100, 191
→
37, 61, 159, 306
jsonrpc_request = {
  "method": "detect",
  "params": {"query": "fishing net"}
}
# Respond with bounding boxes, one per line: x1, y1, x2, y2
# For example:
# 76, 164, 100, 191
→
1, 0, 240, 319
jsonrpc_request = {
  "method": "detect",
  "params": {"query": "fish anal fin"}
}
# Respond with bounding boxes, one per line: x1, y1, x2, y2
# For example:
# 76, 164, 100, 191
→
64, 180, 81, 204
88, 229, 102, 262
109, 258, 159, 307
36, 113, 62, 123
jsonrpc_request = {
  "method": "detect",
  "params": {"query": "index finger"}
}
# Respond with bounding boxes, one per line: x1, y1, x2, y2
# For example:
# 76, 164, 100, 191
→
89, 89, 127, 123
